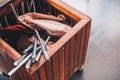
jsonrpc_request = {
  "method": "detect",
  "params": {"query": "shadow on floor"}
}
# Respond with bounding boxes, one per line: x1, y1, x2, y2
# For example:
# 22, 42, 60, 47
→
69, 69, 83, 80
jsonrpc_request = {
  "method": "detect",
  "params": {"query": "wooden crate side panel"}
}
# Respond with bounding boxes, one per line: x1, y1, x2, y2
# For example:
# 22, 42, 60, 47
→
44, 59, 54, 80
17, 68, 33, 80
32, 71, 40, 80
78, 25, 87, 67
0, 55, 5, 71
51, 52, 59, 80
1, 54, 18, 80
58, 47, 65, 80
73, 30, 82, 72
82, 21, 91, 65
37, 26, 90, 80
0, 50, 19, 80
64, 41, 70, 80
0, 49, 33, 80
17, 68, 29, 80
68, 36, 75, 77
39, 65, 47, 80
5, 55, 21, 80
0, 50, 8, 72
37, 47, 65, 80
76, 30, 82, 68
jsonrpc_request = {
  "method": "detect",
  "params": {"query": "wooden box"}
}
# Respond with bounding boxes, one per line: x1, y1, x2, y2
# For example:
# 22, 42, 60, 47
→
0, 0, 91, 80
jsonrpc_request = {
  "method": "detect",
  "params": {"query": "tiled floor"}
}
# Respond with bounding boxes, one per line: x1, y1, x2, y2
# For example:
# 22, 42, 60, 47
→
62, 0, 120, 80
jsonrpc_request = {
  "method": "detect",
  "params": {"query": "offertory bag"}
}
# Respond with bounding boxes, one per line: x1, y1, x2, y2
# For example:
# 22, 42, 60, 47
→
18, 12, 72, 37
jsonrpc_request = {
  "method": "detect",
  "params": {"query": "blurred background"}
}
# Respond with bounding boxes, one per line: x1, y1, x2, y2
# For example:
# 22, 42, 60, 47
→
62, 0, 120, 80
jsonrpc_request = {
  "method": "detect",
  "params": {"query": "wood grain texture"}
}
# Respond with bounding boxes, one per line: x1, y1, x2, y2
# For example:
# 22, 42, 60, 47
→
73, 31, 81, 72
82, 21, 91, 65
79, 27, 86, 67
32, 71, 40, 80
69, 36, 75, 77
59, 47, 64, 80
52, 52, 59, 80
44, 59, 53, 80
39, 65, 47, 80
64, 41, 70, 80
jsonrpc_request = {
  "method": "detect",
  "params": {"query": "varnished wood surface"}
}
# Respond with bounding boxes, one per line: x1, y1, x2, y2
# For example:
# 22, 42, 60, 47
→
0, 38, 21, 60
63, 0, 120, 80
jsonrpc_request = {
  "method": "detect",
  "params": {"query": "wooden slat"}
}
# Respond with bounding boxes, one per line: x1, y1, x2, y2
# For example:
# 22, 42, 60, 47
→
23, 70, 34, 80
0, 51, 7, 72
64, 41, 70, 80
1, 52, 11, 72
78, 26, 87, 67
47, 0, 80, 21
17, 68, 27, 80
0, 54, 4, 70
69, 36, 75, 77
4, 53, 13, 72
44, 59, 53, 80
2, 53, 17, 80
6, 54, 20, 80
32, 71, 40, 80
82, 21, 91, 64
52, 52, 59, 80
59, 47, 64, 80
73, 31, 81, 72
39, 65, 47, 80
7, 55, 24, 80
17, 67, 31, 80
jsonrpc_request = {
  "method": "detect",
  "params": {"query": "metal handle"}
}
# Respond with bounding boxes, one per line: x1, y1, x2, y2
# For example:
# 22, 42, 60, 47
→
8, 52, 33, 76
34, 28, 49, 60
32, 35, 37, 60
35, 36, 51, 62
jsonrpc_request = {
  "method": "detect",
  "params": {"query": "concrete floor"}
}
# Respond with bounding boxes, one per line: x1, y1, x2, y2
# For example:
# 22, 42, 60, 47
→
62, 0, 120, 80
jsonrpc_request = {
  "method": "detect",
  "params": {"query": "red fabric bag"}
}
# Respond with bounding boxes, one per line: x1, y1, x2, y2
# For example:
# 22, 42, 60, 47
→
0, 24, 31, 50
